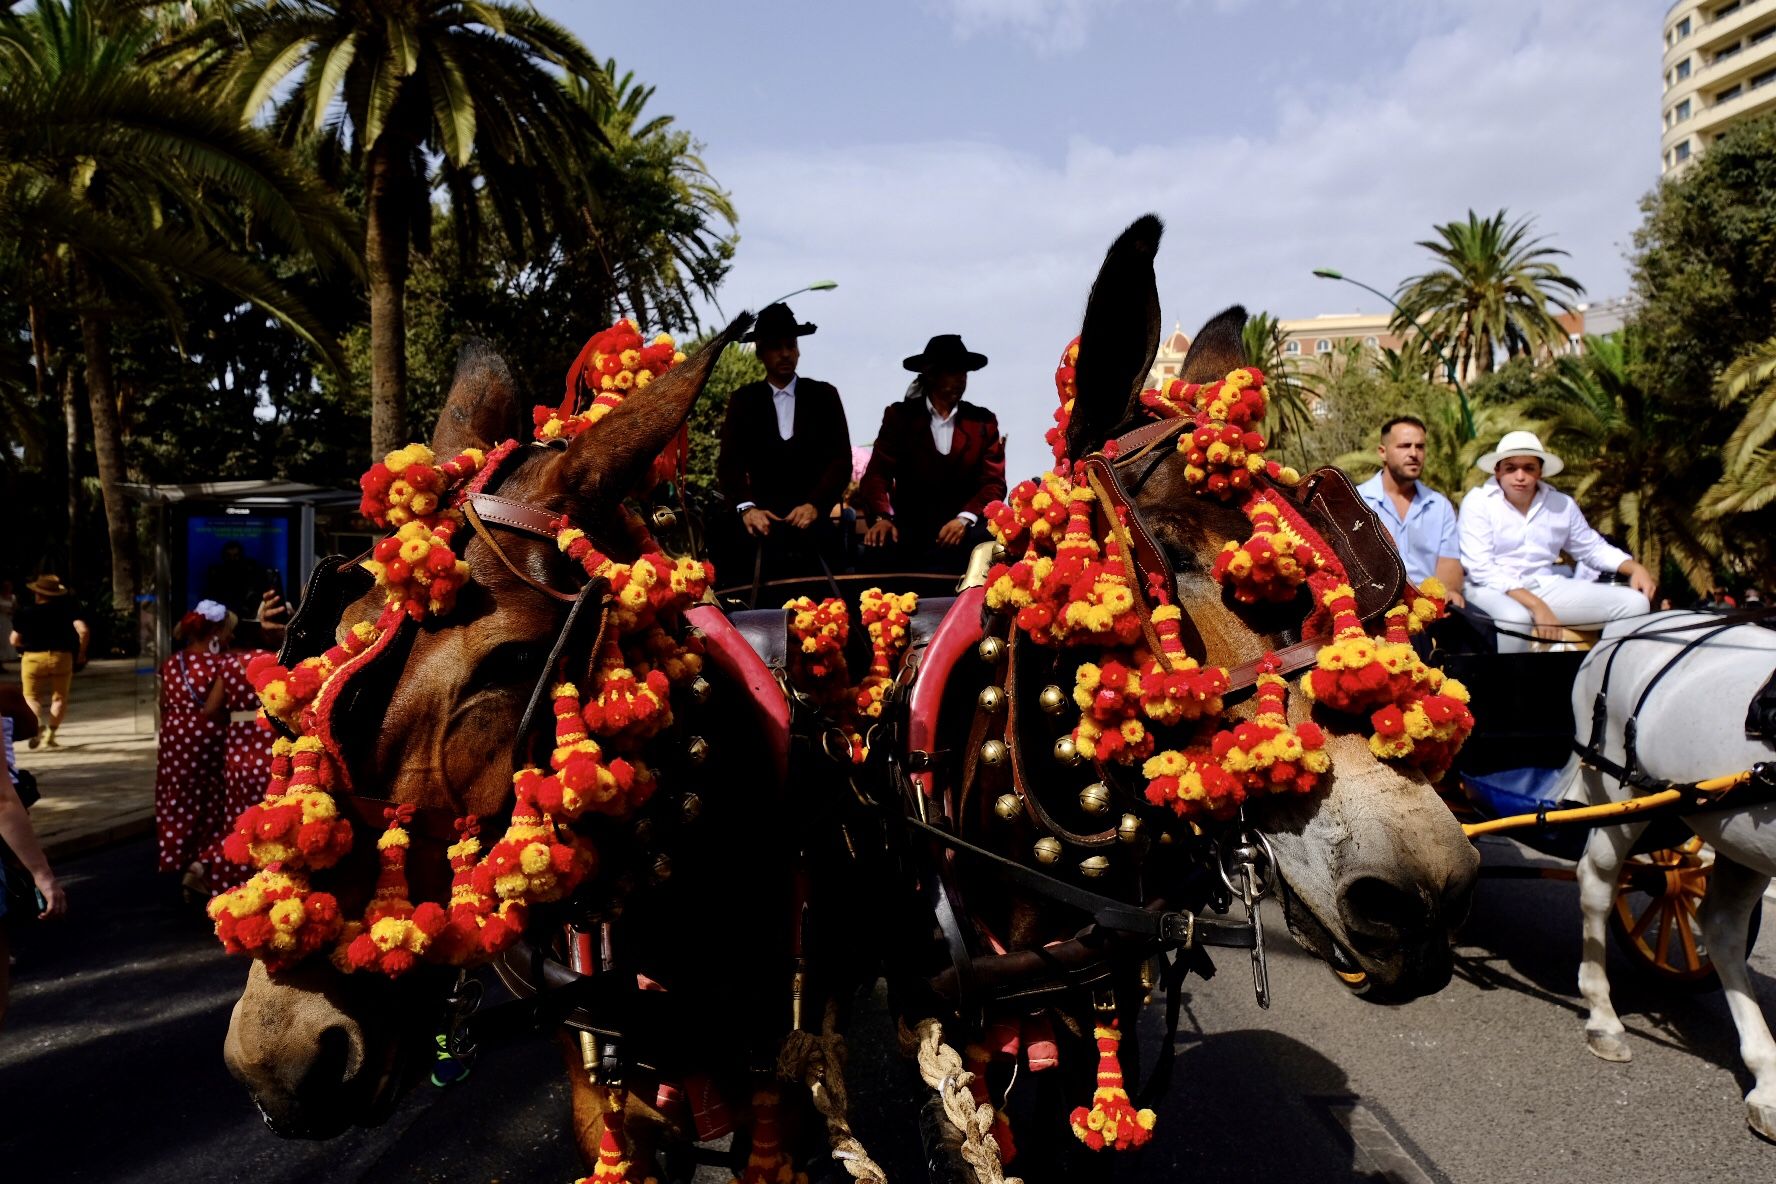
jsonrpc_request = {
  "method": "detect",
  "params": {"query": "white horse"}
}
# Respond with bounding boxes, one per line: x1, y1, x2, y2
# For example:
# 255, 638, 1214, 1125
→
1553, 610, 1776, 1140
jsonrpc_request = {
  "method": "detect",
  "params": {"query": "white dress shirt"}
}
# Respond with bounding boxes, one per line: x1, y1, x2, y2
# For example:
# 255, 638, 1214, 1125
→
738, 377, 798, 514
926, 397, 977, 524
1458, 477, 1631, 592
770, 375, 798, 441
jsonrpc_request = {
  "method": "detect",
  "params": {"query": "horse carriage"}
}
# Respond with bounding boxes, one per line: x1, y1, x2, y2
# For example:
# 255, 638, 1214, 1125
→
199, 214, 1770, 1184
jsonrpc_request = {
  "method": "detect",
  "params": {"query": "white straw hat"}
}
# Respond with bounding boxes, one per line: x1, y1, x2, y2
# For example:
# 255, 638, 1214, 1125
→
1476, 429, 1564, 478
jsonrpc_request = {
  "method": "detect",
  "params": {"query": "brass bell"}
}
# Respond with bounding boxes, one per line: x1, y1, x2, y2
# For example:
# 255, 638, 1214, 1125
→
1038, 685, 1068, 714
977, 685, 1005, 712
679, 792, 703, 824
977, 636, 1005, 663
993, 793, 1024, 821
1053, 736, 1079, 765
979, 739, 1007, 767
686, 736, 710, 765
1033, 837, 1062, 865
650, 853, 673, 882
632, 817, 656, 845
651, 507, 679, 531
1079, 855, 1111, 879
1117, 813, 1143, 844
991, 543, 1008, 564
1078, 782, 1111, 815
688, 676, 712, 704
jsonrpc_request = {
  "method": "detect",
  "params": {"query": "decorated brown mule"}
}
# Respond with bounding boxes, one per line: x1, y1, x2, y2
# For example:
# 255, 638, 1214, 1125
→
877, 215, 1481, 1176
215, 315, 901, 1178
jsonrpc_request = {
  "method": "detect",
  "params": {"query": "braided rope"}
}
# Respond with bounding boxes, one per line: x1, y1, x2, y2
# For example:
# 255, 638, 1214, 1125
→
777, 1003, 890, 1184
896, 1018, 1023, 1184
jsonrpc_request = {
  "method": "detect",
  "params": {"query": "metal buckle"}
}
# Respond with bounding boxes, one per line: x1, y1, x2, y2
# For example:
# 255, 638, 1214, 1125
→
1158, 911, 1197, 948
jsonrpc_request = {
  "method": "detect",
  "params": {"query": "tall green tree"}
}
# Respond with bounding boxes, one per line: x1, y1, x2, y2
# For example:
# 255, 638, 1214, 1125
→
1392, 209, 1584, 383
1, 0, 358, 609
1630, 114, 1776, 407
169, 0, 608, 456
1701, 336, 1776, 526
569, 59, 737, 333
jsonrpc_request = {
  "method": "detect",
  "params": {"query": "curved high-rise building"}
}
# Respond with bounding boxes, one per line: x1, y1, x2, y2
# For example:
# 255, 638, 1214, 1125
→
1662, 0, 1776, 174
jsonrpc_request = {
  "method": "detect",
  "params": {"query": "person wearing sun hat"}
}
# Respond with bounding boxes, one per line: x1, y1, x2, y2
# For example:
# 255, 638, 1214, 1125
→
856, 333, 1006, 574
7, 574, 92, 749
716, 302, 853, 585
1457, 430, 1654, 653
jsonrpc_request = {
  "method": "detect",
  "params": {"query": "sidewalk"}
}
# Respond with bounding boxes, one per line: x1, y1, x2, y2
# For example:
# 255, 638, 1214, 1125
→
9, 657, 160, 860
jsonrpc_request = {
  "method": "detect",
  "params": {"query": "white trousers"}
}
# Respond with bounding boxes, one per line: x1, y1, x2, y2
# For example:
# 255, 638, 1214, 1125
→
1466, 576, 1651, 654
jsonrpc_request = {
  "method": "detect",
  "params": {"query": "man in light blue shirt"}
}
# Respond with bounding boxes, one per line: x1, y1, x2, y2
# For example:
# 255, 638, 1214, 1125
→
1355, 416, 1465, 607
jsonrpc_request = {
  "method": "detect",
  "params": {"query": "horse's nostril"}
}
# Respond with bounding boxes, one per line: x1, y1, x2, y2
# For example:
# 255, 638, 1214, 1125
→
1339, 875, 1435, 942
304, 1025, 362, 1094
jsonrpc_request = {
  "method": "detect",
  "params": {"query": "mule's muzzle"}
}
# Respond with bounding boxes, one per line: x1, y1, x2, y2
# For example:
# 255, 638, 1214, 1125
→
1333, 860, 1477, 998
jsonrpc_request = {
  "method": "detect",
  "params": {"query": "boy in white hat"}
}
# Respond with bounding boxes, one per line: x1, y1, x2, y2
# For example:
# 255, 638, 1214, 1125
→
1457, 430, 1653, 653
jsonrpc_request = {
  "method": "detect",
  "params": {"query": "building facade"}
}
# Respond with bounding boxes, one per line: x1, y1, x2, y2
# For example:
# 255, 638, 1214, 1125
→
1662, 0, 1776, 175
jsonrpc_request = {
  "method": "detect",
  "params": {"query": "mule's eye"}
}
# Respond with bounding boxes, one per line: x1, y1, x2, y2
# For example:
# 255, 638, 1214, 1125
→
469, 641, 550, 692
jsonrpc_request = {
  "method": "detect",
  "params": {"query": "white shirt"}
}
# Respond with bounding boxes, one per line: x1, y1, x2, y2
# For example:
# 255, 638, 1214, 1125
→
1458, 478, 1631, 592
769, 375, 798, 441
738, 377, 797, 514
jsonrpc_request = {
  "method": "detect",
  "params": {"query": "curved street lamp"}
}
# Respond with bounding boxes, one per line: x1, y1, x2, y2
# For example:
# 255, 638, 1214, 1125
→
760, 280, 838, 309
1312, 267, 1474, 439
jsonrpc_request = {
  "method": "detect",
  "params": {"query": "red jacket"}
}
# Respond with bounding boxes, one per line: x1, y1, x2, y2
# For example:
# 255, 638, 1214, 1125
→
857, 398, 1005, 534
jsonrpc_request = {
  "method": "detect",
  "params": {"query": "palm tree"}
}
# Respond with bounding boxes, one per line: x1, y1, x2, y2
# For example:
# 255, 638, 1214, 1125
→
166, 0, 608, 456
1700, 336, 1776, 525
2, 0, 359, 610
567, 59, 737, 333
1506, 334, 1720, 591
1393, 210, 1585, 383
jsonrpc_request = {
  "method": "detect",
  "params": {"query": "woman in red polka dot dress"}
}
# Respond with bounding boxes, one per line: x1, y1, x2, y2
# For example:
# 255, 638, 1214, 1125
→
200, 631, 277, 894
155, 602, 230, 897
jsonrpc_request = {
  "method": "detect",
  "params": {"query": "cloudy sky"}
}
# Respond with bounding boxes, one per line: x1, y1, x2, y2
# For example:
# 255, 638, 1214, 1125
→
563, 0, 1662, 480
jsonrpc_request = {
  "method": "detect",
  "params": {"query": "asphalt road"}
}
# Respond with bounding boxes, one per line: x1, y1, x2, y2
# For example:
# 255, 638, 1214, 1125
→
2, 835, 1772, 1184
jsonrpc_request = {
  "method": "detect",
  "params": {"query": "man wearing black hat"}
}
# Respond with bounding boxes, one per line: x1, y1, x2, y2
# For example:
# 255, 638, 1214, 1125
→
857, 334, 1005, 575
717, 303, 853, 586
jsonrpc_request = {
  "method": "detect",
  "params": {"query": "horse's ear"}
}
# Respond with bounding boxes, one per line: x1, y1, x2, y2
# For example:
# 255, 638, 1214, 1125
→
1176, 306, 1249, 383
1066, 214, 1165, 459
431, 340, 521, 457
554, 312, 754, 508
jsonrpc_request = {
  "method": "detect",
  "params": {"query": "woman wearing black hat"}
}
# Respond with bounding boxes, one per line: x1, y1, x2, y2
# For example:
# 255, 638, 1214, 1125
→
856, 334, 1006, 575
716, 302, 854, 586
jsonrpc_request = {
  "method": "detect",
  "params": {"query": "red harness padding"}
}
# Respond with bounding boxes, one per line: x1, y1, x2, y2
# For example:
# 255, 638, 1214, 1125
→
685, 604, 790, 785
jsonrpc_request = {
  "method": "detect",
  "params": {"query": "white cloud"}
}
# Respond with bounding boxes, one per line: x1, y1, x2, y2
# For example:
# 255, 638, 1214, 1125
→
702, 0, 1655, 482
934, 0, 1118, 54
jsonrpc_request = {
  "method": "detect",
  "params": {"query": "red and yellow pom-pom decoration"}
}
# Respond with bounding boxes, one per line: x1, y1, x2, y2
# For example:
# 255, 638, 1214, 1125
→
780, 590, 921, 763
730, 1088, 808, 1184
215, 323, 716, 979
1069, 1019, 1156, 1152
1045, 336, 1081, 467
541, 319, 686, 442
1211, 659, 1329, 799
984, 477, 1142, 647
1139, 367, 1300, 499
1210, 493, 1332, 605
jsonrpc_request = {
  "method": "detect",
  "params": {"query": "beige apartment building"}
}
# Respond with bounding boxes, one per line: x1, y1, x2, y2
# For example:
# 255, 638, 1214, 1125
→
1662, 0, 1776, 175
1148, 307, 1590, 390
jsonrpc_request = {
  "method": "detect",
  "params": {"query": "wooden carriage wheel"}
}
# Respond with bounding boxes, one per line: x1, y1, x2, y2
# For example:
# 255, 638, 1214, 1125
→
1608, 836, 1760, 989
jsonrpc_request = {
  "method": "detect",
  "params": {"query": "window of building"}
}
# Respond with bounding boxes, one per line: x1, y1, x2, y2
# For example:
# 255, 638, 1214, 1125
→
1676, 98, 1692, 121
1315, 339, 1332, 355
1716, 1, 1741, 18
1675, 139, 1693, 162
1283, 340, 1300, 356
1719, 83, 1742, 102
1677, 16, 1691, 38
1752, 24, 1776, 46
1753, 66, 1776, 90
1716, 42, 1741, 63
1676, 57, 1692, 80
